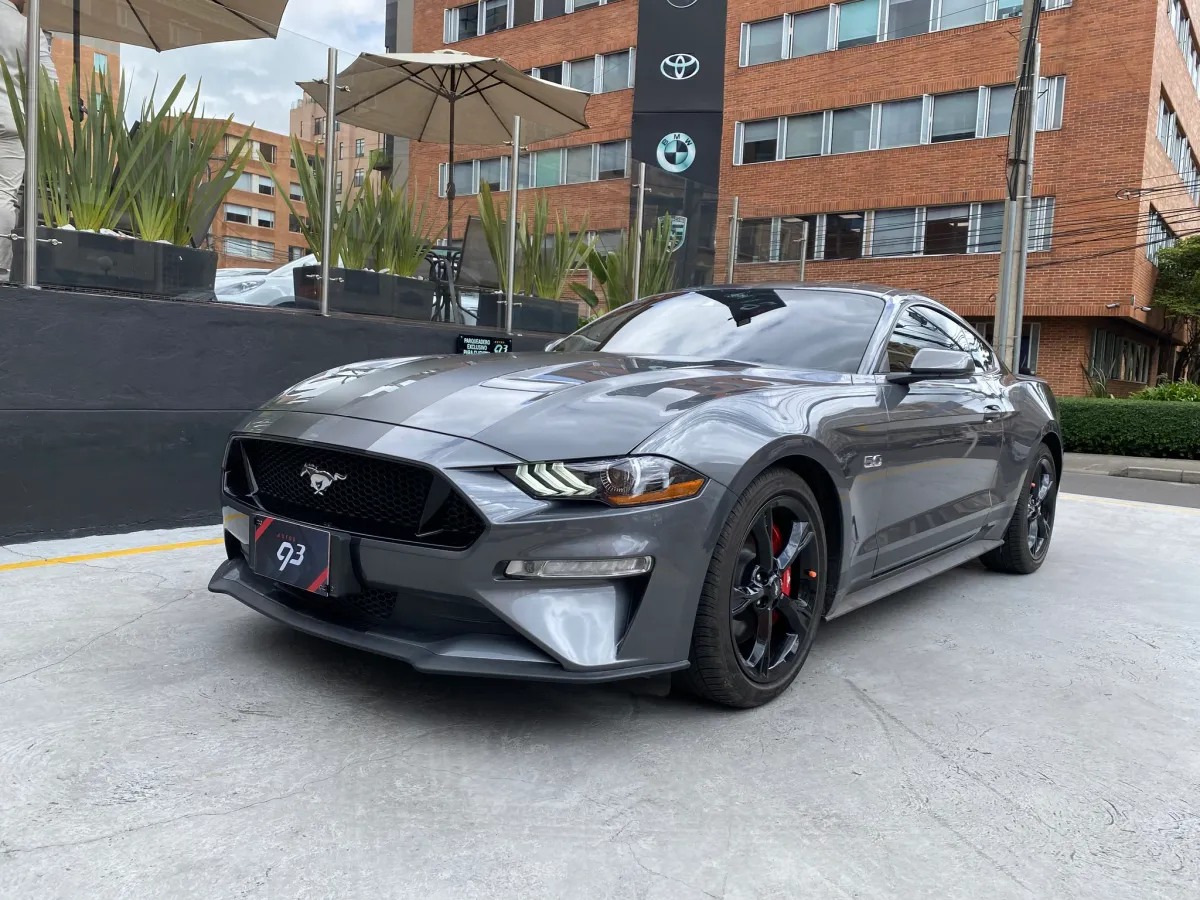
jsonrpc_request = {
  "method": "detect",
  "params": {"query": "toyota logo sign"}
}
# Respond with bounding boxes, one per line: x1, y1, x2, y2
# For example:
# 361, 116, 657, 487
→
660, 54, 700, 81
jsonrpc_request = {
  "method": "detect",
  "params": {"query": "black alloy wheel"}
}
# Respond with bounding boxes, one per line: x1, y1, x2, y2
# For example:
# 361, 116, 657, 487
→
684, 468, 828, 708
1026, 456, 1056, 560
982, 443, 1058, 575
730, 497, 820, 684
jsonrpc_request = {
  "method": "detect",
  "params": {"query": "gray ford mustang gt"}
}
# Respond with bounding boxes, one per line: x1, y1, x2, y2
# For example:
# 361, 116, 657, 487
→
209, 284, 1061, 708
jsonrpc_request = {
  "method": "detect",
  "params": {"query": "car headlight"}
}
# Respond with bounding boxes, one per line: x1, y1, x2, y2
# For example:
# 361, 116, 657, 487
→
218, 278, 266, 296
505, 456, 706, 507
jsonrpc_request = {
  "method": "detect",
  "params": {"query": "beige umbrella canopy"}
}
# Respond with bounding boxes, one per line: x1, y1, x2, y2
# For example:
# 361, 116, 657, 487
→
38, 0, 289, 50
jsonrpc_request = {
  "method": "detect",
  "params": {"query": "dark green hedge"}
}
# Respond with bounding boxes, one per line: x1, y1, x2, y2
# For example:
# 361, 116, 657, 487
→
1058, 398, 1200, 460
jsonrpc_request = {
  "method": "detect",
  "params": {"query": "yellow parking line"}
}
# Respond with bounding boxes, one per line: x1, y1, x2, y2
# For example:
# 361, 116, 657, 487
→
0, 538, 223, 573
1059, 493, 1200, 515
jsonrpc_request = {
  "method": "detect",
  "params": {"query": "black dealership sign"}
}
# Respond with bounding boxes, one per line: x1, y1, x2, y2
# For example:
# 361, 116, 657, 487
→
632, 0, 728, 188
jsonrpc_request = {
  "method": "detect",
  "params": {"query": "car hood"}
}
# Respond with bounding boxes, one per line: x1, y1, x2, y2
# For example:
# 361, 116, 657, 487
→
260, 352, 850, 461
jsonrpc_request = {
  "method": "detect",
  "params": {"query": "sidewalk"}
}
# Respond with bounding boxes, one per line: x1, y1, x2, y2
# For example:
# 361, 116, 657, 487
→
1064, 453, 1200, 484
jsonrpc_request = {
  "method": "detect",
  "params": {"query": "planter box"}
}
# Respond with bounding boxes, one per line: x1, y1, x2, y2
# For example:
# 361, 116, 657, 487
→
13, 227, 217, 300
293, 267, 436, 321
475, 291, 578, 334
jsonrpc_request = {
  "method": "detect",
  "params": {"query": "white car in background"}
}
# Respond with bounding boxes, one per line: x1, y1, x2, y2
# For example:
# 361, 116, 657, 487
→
215, 255, 316, 307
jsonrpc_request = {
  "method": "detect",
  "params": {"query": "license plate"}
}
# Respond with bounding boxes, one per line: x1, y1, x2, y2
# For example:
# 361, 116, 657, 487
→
251, 516, 331, 594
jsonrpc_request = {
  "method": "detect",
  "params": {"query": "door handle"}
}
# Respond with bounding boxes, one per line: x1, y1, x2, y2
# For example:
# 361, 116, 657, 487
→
983, 404, 1005, 421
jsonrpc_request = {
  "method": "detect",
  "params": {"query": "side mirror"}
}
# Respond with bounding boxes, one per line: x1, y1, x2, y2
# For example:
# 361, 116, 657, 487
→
886, 348, 975, 385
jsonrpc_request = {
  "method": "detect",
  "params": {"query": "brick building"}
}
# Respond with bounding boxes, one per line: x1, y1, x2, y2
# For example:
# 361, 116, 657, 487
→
46, 34, 119, 122
290, 92, 390, 202
399, 0, 1200, 397
203, 121, 315, 271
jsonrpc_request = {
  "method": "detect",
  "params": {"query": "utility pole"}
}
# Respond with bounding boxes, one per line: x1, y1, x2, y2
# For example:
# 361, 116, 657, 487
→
993, 0, 1042, 372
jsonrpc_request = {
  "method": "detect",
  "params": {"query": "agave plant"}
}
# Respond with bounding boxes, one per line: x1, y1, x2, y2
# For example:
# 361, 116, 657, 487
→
1, 61, 178, 232
123, 85, 251, 245
373, 179, 442, 278
572, 215, 676, 313
477, 186, 590, 299
267, 134, 350, 266
340, 177, 383, 271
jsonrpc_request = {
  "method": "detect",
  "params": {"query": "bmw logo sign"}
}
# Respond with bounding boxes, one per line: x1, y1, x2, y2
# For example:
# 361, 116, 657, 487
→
660, 54, 700, 81
657, 133, 696, 174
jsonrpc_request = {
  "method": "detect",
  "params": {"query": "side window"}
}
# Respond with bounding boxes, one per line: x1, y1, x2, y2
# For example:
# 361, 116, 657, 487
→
915, 306, 996, 372
884, 307, 960, 373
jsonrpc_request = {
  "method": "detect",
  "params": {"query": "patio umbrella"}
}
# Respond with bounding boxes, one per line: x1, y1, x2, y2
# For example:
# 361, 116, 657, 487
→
299, 50, 590, 316
35, 1, 289, 134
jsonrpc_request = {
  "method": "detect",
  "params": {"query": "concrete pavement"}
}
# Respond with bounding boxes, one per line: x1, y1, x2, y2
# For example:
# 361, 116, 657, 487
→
2, 496, 1199, 899
1065, 452, 1200, 484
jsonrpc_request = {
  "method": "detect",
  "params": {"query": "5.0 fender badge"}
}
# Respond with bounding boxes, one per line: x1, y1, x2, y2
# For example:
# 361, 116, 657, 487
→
657, 133, 696, 174
864, 455, 883, 469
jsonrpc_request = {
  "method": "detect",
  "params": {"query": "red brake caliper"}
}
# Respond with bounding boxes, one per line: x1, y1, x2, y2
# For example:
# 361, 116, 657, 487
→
771, 525, 792, 598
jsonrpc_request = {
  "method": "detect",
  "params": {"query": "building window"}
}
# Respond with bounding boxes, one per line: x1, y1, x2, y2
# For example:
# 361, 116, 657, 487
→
483, 0, 508, 32
591, 230, 624, 254
255, 208, 274, 229
886, 0, 932, 41
234, 172, 253, 192
830, 105, 871, 154
972, 320, 1040, 375
870, 208, 919, 256
353, 168, 365, 187
931, 90, 978, 142
289, 246, 307, 261
743, 17, 786, 66
569, 56, 596, 93
335, 171, 343, 194
739, 119, 779, 163
600, 50, 632, 93
784, 113, 823, 158
289, 183, 303, 201
597, 140, 628, 179
737, 218, 774, 263
923, 205, 970, 254
564, 145, 592, 184
1035, 75, 1067, 131
824, 212, 865, 260
538, 63, 563, 84
289, 214, 303, 233
791, 8, 831, 57
257, 176, 274, 196
985, 84, 1015, 137
1168, 0, 1200, 100
1028, 196, 1056, 251
93, 52, 108, 75
779, 215, 817, 261
478, 158, 503, 191
938, 0, 986, 29
534, 150, 562, 187
878, 97, 922, 148
448, 1, 479, 40
974, 202, 1005, 253
355, 138, 366, 157
542, 0, 566, 19
338, 142, 344, 160
314, 117, 325, 136
1092, 329, 1151, 384
1147, 208, 1177, 263
223, 204, 251, 225
224, 237, 275, 262
513, 0, 535, 25
253, 142, 276, 164
837, 0, 880, 49
1157, 96, 1199, 203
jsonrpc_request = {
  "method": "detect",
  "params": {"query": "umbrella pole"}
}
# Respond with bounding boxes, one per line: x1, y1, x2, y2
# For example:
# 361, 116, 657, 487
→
72, 0, 80, 142
504, 115, 520, 335
444, 90, 459, 324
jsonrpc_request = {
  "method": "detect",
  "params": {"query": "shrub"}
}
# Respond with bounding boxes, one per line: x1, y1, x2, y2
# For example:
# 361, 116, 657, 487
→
1058, 398, 1200, 459
1133, 381, 1200, 402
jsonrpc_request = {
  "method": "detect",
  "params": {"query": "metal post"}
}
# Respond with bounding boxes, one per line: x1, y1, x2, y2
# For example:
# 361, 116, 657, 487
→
797, 221, 809, 283
1012, 42, 1041, 375
319, 48, 337, 317
726, 195, 739, 283
994, 0, 1041, 371
22, 0, 41, 288
72, 0, 80, 145
504, 115, 520, 334
632, 162, 646, 303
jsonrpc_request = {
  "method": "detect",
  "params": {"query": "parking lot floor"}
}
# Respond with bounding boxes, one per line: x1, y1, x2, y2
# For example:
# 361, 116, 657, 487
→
1, 492, 1199, 900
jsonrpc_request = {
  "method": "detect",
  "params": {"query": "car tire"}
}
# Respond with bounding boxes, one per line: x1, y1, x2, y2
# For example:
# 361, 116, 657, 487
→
982, 443, 1059, 575
683, 467, 828, 709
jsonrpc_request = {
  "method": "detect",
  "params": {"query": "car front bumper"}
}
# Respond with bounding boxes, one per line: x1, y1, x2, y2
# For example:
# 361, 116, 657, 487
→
208, 413, 730, 683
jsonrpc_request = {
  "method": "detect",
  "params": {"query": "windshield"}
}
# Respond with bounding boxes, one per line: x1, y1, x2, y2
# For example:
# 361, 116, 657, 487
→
553, 288, 886, 373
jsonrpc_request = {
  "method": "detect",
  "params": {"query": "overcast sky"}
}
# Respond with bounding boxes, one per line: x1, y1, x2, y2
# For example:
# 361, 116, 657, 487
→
121, 0, 385, 135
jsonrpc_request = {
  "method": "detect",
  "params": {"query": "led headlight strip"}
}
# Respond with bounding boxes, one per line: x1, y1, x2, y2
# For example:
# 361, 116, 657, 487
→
514, 463, 598, 498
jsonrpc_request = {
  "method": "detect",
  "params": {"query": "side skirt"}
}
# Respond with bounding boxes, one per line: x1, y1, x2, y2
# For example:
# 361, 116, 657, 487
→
825, 538, 1002, 620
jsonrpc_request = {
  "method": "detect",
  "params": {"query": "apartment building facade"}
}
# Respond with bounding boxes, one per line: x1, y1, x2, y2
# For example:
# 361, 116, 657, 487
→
205, 122, 316, 271
404, 0, 1200, 397
290, 93, 389, 202
47, 34, 119, 123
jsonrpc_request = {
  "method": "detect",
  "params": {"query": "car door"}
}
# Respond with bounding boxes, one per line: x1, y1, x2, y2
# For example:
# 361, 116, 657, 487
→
873, 305, 1009, 575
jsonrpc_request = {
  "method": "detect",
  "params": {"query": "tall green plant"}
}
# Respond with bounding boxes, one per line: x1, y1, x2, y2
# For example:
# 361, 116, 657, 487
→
476, 183, 514, 291
124, 85, 251, 245
477, 186, 589, 299
266, 134, 349, 265
572, 215, 676, 313
374, 179, 442, 277
1, 61, 179, 232
340, 176, 383, 270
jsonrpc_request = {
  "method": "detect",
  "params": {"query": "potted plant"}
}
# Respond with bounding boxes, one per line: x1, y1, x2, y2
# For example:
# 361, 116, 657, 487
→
572, 215, 677, 316
475, 184, 590, 334
271, 135, 442, 320
1, 65, 247, 299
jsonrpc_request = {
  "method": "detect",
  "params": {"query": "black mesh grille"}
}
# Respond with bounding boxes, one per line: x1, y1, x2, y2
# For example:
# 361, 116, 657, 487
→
275, 582, 514, 637
232, 438, 485, 549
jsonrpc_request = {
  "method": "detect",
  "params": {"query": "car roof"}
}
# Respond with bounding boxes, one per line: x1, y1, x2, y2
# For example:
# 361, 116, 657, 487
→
703, 281, 917, 300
